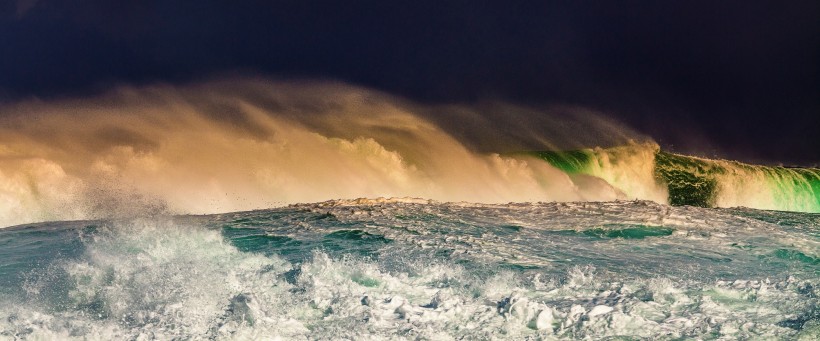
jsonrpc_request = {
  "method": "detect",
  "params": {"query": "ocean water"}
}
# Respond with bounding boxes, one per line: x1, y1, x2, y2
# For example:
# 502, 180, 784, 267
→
1, 199, 818, 340
0, 80, 818, 339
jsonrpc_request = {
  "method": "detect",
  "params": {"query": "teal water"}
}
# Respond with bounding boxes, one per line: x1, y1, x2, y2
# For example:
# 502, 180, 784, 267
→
0, 199, 818, 339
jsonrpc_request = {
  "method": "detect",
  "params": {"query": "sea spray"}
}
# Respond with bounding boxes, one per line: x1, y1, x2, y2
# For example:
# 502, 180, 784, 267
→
1, 78, 817, 228
0, 79, 641, 227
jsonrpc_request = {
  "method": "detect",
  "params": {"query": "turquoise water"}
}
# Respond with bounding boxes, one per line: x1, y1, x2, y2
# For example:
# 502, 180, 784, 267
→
0, 199, 818, 339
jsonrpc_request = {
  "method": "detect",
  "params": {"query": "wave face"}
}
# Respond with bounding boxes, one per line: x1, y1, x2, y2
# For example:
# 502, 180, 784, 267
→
1, 200, 818, 339
534, 146, 820, 213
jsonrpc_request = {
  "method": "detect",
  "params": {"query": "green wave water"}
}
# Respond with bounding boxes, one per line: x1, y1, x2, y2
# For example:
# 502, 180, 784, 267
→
531, 145, 820, 212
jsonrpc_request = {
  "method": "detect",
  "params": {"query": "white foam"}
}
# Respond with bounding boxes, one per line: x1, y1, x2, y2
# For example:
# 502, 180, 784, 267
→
1, 212, 816, 340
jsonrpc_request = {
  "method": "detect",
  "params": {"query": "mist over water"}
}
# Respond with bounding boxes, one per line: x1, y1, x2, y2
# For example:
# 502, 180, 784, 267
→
0, 78, 653, 227
1, 78, 817, 228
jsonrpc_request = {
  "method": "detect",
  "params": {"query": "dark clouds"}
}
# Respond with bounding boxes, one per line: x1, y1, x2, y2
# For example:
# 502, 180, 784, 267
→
1, 1, 818, 165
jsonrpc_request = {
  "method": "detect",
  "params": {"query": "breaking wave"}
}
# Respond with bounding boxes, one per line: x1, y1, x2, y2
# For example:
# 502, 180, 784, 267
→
0, 78, 816, 228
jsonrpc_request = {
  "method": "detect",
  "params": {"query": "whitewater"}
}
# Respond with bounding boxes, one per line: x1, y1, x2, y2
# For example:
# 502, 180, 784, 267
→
1, 200, 818, 339
0, 79, 818, 339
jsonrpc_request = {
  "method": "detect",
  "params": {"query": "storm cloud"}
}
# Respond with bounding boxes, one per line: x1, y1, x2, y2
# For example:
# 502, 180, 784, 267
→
0, 1, 818, 164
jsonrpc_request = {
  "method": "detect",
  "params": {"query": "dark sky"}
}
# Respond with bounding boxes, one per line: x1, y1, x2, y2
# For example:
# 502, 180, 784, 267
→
1, 0, 818, 165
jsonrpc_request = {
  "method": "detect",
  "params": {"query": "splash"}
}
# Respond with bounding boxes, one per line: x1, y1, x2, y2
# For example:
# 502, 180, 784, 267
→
0, 79, 642, 227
